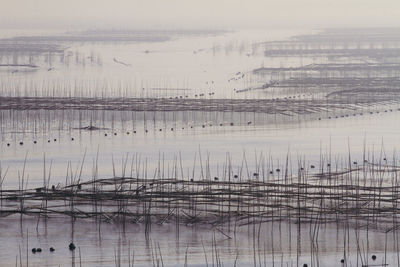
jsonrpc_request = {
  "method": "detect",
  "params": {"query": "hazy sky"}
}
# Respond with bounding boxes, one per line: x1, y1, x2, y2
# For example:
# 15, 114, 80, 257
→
2, 0, 400, 30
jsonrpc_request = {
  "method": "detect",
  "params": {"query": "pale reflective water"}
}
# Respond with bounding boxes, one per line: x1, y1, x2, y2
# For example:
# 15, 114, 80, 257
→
1, 27, 400, 266
1, 215, 399, 267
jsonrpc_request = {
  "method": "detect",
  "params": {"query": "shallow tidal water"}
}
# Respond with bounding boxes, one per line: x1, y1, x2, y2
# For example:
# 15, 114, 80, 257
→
2, 27, 400, 266
1, 215, 399, 267
1, 103, 400, 188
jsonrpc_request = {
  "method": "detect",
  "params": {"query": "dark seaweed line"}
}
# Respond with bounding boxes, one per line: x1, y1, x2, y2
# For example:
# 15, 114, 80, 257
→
0, 96, 395, 114
2, 167, 400, 229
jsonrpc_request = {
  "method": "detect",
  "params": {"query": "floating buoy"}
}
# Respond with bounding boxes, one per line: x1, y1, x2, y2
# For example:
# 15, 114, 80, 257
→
69, 243, 76, 251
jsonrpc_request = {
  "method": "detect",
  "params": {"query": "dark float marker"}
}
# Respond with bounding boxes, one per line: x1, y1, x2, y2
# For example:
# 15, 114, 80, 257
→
69, 243, 76, 251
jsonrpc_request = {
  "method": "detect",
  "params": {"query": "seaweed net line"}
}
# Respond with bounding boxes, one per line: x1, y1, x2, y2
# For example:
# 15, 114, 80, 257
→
2, 163, 400, 231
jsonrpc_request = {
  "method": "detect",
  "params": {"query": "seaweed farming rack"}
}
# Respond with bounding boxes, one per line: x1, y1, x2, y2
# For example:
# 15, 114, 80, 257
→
2, 162, 400, 232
